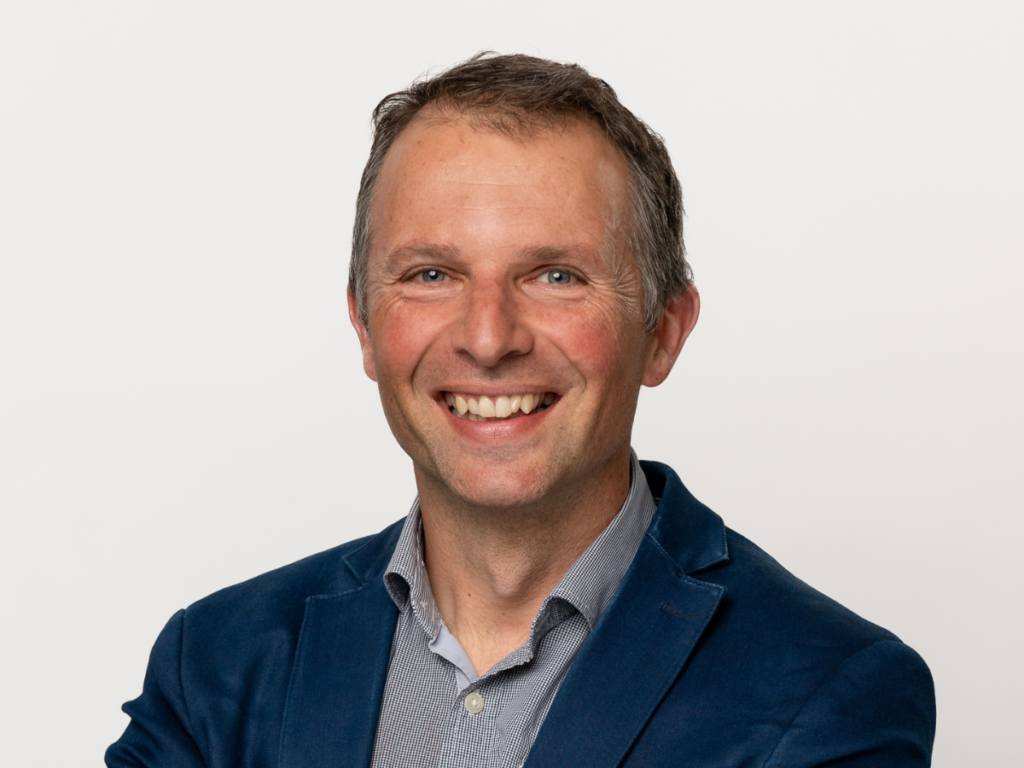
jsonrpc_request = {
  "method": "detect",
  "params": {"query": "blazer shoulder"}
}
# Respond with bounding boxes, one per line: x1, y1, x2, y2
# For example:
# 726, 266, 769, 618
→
110, 520, 405, 767
764, 638, 936, 767
714, 526, 900, 651
182, 518, 404, 642
631, 524, 935, 765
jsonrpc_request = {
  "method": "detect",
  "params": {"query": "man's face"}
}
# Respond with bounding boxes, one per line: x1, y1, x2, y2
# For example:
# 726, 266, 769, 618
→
351, 116, 672, 511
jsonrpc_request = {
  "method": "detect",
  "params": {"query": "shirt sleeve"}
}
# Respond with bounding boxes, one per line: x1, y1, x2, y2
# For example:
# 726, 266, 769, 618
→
105, 610, 208, 768
764, 639, 936, 768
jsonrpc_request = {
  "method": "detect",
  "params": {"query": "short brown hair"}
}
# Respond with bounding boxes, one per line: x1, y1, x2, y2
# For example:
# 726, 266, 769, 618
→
349, 52, 690, 333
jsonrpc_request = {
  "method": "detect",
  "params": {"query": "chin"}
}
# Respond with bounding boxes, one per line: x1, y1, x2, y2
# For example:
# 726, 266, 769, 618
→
460, 482, 551, 511
440, 469, 555, 511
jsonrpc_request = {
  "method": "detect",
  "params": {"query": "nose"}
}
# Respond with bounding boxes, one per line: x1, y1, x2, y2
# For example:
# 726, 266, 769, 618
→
451, 278, 533, 368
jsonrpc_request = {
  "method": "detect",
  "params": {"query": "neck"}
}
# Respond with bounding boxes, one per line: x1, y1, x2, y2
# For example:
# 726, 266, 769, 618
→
414, 452, 631, 676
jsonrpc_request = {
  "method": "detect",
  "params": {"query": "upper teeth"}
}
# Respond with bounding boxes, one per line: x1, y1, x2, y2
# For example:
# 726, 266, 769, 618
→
445, 392, 555, 420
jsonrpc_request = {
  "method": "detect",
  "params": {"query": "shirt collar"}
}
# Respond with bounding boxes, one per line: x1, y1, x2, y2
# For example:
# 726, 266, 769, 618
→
383, 449, 657, 642
383, 504, 443, 641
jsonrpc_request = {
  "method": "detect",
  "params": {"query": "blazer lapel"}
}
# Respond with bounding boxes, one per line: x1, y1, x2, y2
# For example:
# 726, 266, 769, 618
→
525, 462, 729, 768
278, 528, 401, 768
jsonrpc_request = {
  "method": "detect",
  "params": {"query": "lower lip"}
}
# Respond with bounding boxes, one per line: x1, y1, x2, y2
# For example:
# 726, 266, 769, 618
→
441, 399, 554, 440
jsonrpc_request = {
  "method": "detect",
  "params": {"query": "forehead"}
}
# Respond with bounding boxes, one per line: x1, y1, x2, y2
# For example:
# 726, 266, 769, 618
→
369, 116, 632, 257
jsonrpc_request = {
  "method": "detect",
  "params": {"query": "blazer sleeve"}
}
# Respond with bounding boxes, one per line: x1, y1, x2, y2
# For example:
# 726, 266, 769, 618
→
105, 610, 207, 768
764, 639, 936, 768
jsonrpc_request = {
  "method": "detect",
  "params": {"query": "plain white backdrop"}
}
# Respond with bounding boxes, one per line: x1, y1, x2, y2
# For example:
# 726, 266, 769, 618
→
1, 2, 1021, 765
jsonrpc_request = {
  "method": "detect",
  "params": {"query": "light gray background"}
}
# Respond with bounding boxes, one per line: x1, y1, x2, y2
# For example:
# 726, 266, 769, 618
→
2, 2, 1021, 765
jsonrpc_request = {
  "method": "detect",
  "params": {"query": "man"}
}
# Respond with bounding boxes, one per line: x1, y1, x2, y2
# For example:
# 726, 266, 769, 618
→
107, 54, 936, 767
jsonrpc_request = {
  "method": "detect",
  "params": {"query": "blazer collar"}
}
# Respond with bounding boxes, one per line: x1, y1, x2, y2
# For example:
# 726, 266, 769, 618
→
640, 460, 730, 575
344, 520, 405, 586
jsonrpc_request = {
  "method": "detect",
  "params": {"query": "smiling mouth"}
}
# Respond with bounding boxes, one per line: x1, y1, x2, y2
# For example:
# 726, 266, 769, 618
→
444, 392, 556, 422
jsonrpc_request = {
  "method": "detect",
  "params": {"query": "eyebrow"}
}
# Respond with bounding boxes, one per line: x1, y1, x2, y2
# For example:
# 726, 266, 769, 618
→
384, 243, 591, 265
522, 245, 590, 262
384, 244, 462, 264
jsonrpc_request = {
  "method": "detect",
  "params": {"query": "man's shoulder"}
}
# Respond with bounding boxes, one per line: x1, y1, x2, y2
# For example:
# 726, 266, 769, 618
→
109, 520, 407, 766
180, 518, 404, 639
612, 469, 934, 763
599, 520, 935, 767
715, 526, 899, 649
642, 460, 901, 653
669, 522, 932, 726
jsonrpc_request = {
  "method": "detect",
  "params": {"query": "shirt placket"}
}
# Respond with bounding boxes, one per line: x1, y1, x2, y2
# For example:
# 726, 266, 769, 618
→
441, 677, 504, 767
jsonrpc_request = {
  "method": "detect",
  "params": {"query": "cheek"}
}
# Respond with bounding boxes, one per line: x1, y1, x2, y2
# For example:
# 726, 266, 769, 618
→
370, 303, 447, 380
546, 309, 644, 388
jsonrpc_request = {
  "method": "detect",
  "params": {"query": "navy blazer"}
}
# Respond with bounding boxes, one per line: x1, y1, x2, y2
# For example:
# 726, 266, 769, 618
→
107, 462, 936, 767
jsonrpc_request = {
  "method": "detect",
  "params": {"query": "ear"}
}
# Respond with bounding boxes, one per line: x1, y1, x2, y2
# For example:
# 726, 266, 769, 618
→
642, 284, 700, 387
347, 287, 378, 382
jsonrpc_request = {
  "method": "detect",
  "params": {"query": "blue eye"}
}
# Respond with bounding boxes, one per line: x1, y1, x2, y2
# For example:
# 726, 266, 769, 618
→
420, 269, 446, 283
540, 270, 573, 285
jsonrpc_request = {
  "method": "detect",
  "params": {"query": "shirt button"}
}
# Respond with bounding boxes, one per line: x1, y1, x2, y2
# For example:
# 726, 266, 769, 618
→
464, 691, 484, 714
